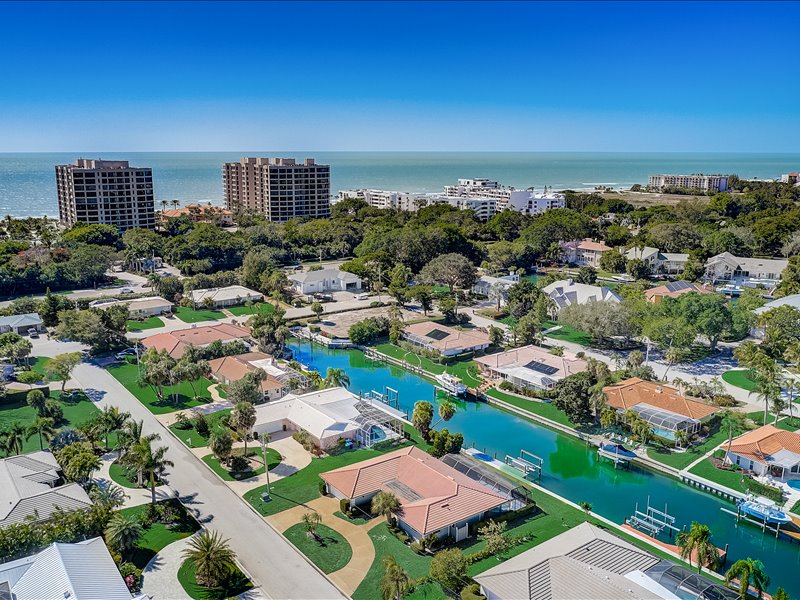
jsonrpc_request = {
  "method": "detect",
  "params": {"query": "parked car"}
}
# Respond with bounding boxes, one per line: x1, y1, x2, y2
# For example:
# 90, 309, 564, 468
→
120, 288, 135, 294
27, 328, 39, 338
115, 348, 137, 360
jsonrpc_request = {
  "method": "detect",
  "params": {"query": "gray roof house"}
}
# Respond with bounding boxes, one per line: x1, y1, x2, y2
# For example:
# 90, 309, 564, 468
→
0, 451, 93, 528
289, 268, 362, 295
0, 537, 135, 600
0, 313, 43, 335
624, 247, 689, 275
542, 280, 621, 313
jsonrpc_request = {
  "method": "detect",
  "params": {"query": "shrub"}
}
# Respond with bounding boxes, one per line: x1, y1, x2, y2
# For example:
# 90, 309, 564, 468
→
410, 541, 424, 555
319, 480, 327, 496
339, 498, 350, 514
746, 479, 784, 503
193, 413, 210, 436
42, 399, 64, 423
50, 428, 82, 451
174, 412, 192, 430
428, 429, 464, 458
229, 455, 249, 472
712, 394, 736, 407
119, 562, 142, 592
460, 583, 486, 600
348, 316, 390, 345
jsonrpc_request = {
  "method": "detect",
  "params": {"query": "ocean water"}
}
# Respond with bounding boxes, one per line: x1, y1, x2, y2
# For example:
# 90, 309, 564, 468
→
0, 152, 798, 218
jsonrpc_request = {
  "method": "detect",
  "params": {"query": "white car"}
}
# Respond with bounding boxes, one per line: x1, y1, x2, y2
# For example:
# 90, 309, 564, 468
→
115, 349, 137, 360
120, 288, 135, 294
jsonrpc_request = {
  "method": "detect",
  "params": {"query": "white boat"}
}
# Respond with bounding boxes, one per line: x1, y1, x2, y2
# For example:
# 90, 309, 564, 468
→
738, 495, 792, 525
716, 284, 742, 296
434, 373, 467, 396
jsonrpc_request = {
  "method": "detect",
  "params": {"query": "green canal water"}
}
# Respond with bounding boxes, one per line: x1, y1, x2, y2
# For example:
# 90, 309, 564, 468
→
289, 340, 800, 595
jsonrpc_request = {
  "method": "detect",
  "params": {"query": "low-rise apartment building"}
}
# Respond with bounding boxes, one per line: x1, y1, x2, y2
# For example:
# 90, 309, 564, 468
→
647, 173, 729, 192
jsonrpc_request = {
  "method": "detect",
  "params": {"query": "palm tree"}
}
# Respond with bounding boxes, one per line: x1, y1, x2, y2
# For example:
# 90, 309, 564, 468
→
89, 482, 127, 509
308, 370, 324, 390
209, 431, 233, 467
371, 491, 401, 524
725, 558, 770, 600
26, 417, 56, 450
232, 400, 256, 456
160, 199, 169, 212
127, 437, 173, 504
432, 399, 456, 428
100, 406, 130, 452
116, 419, 158, 462
749, 376, 780, 427
105, 513, 143, 554
302, 510, 322, 541
182, 530, 237, 588
1, 422, 26, 456
381, 555, 411, 600
324, 367, 350, 389
677, 522, 718, 574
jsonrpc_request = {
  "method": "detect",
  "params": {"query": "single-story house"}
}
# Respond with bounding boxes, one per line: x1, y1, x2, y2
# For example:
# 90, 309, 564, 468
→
401, 321, 491, 357
542, 279, 621, 313
560, 238, 613, 268
472, 273, 520, 301
188, 285, 263, 309
644, 281, 714, 304
91, 296, 174, 318
252, 387, 405, 450
0, 451, 93, 529
602, 377, 718, 440
704, 252, 788, 288
141, 323, 252, 359
724, 424, 800, 481
0, 313, 44, 336
208, 352, 291, 402
623, 246, 689, 275
474, 345, 587, 390
321, 446, 510, 541
0, 537, 135, 600
474, 522, 736, 600
751, 294, 800, 338
288, 268, 362, 295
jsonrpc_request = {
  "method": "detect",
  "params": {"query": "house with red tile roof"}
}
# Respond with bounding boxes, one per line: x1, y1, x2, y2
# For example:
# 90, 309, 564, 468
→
560, 238, 613, 268
141, 322, 252, 359
208, 352, 290, 402
602, 377, 718, 440
321, 446, 510, 541
724, 424, 800, 480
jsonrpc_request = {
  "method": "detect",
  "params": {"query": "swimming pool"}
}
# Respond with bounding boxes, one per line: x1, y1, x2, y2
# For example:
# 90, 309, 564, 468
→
787, 480, 800, 491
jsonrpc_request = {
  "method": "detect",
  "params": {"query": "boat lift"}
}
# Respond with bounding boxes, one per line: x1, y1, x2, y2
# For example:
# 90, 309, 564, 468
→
504, 449, 543, 481
720, 497, 800, 541
626, 497, 680, 538
362, 387, 400, 410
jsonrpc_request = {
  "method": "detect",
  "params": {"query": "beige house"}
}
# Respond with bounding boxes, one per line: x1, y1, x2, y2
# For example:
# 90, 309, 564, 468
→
188, 285, 263, 308
401, 322, 491, 357
208, 352, 290, 402
724, 425, 800, 481
560, 238, 612, 268
704, 252, 788, 287
475, 345, 587, 390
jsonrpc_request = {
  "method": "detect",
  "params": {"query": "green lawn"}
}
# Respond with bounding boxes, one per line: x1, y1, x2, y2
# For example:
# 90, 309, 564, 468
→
791, 500, 800, 515
127, 317, 165, 331
485, 387, 575, 428
283, 523, 352, 574
119, 499, 201, 569
227, 303, 275, 317
175, 306, 226, 323
776, 417, 800, 431
647, 425, 731, 470
373, 343, 483, 388
244, 443, 410, 516
541, 320, 593, 346
688, 458, 750, 494
28, 356, 54, 380
333, 510, 370, 525
177, 558, 253, 600
201, 447, 281, 481
107, 361, 214, 414
721, 369, 758, 391
109, 462, 139, 488
168, 409, 231, 448
0, 389, 101, 453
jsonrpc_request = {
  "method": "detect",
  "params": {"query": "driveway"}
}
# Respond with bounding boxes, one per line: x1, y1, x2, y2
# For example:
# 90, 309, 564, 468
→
69, 359, 344, 599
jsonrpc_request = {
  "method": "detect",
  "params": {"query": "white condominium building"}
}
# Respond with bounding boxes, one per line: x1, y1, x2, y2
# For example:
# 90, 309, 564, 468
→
648, 174, 729, 192
340, 189, 431, 211
223, 157, 330, 221
55, 159, 156, 230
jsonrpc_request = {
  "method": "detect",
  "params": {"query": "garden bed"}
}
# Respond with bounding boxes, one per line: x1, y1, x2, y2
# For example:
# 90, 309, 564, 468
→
119, 499, 201, 569
177, 558, 253, 600
202, 447, 281, 481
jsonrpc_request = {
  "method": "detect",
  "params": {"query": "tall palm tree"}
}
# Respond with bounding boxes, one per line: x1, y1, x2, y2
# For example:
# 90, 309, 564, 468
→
302, 511, 322, 540
26, 417, 56, 450
749, 377, 780, 427
381, 555, 411, 600
371, 491, 401, 524
308, 370, 324, 390
89, 482, 127, 509
432, 399, 456, 428
126, 437, 173, 503
725, 558, 770, 600
105, 513, 143, 554
182, 530, 237, 588
116, 419, 158, 461
677, 522, 718, 574
324, 367, 350, 389
100, 406, 130, 451
1, 422, 26, 456
232, 401, 256, 456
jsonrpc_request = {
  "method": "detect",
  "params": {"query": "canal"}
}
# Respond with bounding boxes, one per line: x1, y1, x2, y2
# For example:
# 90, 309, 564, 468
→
289, 339, 800, 596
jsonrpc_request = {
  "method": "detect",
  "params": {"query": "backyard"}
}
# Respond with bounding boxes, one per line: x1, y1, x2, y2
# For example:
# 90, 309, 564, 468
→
485, 387, 575, 428
373, 342, 483, 388
646, 423, 731, 470
107, 361, 214, 414
227, 302, 275, 317
175, 306, 226, 323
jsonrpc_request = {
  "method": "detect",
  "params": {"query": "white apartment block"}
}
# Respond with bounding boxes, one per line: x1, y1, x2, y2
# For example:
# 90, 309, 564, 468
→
223, 157, 330, 221
55, 159, 156, 230
647, 174, 729, 192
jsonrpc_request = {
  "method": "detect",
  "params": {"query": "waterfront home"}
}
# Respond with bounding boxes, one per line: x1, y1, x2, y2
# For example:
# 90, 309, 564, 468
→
724, 425, 800, 481
644, 281, 714, 304
0, 537, 135, 600
321, 446, 509, 541
141, 322, 251, 359
559, 238, 612, 268
474, 522, 737, 600
749, 293, 800, 338
541, 279, 621, 313
623, 246, 689, 275
474, 345, 587, 390
0, 313, 44, 336
471, 272, 520, 301
400, 321, 491, 357
602, 378, 718, 441
90, 295, 174, 318
188, 284, 263, 308
252, 387, 405, 450
288, 268, 362, 295
0, 451, 93, 529
703, 252, 788, 288
208, 351, 291, 402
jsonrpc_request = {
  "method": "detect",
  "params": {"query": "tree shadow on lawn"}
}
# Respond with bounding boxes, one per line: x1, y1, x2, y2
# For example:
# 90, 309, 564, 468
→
309, 532, 343, 548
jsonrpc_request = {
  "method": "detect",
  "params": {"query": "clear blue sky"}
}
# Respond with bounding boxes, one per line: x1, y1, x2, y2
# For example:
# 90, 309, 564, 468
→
0, 1, 797, 152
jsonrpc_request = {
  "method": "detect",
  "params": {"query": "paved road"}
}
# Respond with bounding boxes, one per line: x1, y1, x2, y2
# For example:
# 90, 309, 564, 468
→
65, 355, 344, 600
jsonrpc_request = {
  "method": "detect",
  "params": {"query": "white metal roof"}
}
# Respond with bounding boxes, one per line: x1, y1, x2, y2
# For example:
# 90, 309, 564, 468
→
288, 269, 361, 285
189, 285, 263, 303
0, 313, 42, 328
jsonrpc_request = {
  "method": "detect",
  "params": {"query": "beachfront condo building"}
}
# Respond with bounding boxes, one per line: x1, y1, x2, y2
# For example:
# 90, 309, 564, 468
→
55, 159, 156, 230
222, 157, 330, 221
647, 174, 729, 192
